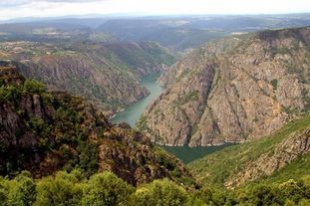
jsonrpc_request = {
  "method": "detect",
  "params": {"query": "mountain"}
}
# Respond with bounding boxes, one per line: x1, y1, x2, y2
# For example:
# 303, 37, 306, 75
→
97, 18, 227, 51
188, 114, 310, 189
1, 63, 310, 206
97, 14, 310, 50
138, 27, 310, 146
0, 62, 193, 186
0, 41, 175, 114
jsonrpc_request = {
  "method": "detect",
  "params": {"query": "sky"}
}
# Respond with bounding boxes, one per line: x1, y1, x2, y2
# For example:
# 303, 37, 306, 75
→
0, 0, 310, 21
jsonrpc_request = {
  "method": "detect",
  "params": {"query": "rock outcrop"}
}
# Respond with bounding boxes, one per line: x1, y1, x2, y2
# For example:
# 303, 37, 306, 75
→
139, 27, 310, 146
0, 63, 193, 186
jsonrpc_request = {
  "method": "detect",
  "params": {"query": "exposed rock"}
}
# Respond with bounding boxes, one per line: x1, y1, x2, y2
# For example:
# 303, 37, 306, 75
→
0, 41, 175, 113
140, 27, 310, 146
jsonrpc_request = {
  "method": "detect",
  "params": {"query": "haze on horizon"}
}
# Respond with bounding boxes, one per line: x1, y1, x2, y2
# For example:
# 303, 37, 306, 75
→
0, 0, 309, 21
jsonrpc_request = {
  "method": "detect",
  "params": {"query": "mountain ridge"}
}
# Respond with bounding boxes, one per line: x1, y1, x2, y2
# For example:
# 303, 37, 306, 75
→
0, 41, 176, 114
138, 26, 310, 146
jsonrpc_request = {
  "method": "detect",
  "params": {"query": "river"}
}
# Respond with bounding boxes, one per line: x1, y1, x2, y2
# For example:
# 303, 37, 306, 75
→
111, 72, 234, 164
110, 72, 164, 127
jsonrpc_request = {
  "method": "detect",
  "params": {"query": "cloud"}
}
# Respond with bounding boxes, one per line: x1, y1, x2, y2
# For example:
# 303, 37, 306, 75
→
37, 0, 106, 2
0, 0, 106, 7
0, 0, 29, 7
0, 0, 309, 21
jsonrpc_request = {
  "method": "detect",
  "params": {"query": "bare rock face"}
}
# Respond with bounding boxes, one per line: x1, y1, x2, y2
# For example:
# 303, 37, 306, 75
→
139, 27, 310, 146
225, 128, 310, 189
0, 41, 175, 113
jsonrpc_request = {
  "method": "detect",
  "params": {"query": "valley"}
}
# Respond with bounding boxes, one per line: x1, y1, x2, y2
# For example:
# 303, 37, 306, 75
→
110, 72, 164, 127
110, 72, 235, 164
1, 11, 310, 205
0, 40, 175, 114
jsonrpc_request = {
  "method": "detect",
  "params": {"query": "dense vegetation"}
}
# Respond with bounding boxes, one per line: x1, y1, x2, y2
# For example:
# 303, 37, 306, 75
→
0, 169, 310, 205
0, 75, 102, 177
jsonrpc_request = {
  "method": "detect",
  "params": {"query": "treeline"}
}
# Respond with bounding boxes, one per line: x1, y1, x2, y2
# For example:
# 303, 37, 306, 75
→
0, 170, 310, 206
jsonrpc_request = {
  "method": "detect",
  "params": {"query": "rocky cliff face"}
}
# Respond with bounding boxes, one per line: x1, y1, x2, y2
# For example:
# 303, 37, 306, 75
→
139, 27, 310, 146
0, 64, 193, 186
0, 41, 175, 114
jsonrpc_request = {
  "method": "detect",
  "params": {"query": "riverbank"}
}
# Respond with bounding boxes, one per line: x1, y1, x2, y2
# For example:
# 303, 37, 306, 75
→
110, 72, 164, 127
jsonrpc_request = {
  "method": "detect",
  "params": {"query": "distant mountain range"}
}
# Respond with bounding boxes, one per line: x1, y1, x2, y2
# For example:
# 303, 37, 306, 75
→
1, 14, 310, 50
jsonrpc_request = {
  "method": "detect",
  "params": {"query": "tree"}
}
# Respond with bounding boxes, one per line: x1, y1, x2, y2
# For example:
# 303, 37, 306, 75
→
6, 172, 36, 206
129, 179, 190, 206
23, 79, 45, 93
81, 172, 134, 206
34, 171, 83, 206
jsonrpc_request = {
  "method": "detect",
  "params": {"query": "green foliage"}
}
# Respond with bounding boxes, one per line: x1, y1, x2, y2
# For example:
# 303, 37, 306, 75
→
0, 78, 45, 103
76, 142, 99, 177
155, 148, 177, 171
271, 79, 278, 90
0, 170, 310, 206
80, 172, 134, 206
0, 172, 36, 206
0, 77, 103, 177
128, 179, 190, 206
23, 79, 46, 93
270, 46, 290, 56
180, 90, 199, 104
238, 179, 310, 206
27, 117, 46, 135
0, 85, 21, 102
34, 171, 83, 206
189, 115, 310, 188
136, 116, 148, 131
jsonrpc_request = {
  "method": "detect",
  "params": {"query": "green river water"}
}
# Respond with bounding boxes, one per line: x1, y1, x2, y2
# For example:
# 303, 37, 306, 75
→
110, 72, 164, 127
110, 72, 233, 163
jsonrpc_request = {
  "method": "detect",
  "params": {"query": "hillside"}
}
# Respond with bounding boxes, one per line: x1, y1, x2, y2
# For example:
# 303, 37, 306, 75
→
0, 62, 193, 186
97, 14, 310, 50
0, 41, 175, 113
188, 115, 310, 189
138, 26, 310, 146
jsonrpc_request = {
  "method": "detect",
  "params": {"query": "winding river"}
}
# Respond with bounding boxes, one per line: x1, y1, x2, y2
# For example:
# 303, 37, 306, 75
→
111, 72, 234, 163
110, 72, 164, 127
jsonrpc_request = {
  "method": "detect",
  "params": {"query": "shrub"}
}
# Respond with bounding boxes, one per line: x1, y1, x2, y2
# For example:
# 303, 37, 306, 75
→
23, 79, 46, 93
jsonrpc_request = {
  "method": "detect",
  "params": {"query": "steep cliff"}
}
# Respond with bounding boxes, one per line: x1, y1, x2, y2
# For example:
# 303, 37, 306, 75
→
188, 115, 310, 189
139, 27, 310, 146
0, 41, 175, 114
0, 63, 193, 186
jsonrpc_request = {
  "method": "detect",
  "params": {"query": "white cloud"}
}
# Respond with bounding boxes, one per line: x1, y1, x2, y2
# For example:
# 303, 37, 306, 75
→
0, 0, 309, 20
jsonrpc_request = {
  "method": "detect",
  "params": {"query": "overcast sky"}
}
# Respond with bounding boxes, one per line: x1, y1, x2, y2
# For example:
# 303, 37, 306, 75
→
0, 0, 310, 20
